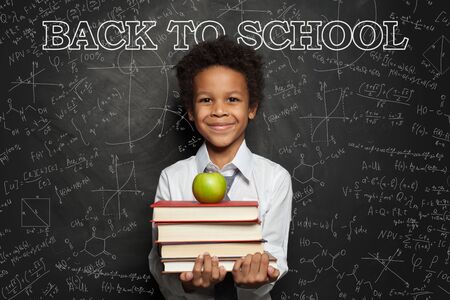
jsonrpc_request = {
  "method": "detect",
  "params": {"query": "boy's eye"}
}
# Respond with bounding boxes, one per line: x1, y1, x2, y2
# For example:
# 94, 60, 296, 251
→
228, 97, 239, 102
199, 98, 211, 103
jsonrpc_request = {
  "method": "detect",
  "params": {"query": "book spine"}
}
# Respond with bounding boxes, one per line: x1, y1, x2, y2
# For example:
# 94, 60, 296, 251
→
150, 219, 260, 224
156, 239, 265, 244
150, 201, 258, 208
161, 257, 276, 262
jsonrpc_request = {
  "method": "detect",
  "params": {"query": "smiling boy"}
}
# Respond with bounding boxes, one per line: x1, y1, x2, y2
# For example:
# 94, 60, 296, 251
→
149, 35, 292, 299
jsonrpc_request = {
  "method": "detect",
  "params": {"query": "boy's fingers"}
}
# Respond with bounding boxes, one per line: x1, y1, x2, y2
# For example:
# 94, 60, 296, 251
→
202, 253, 212, 285
232, 258, 243, 282
211, 256, 220, 282
241, 254, 252, 276
179, 271, 193, 282
259, 253, 270, 277
267, 266, 280, 282
250, 252, 261, 274
192, 254, 204, 283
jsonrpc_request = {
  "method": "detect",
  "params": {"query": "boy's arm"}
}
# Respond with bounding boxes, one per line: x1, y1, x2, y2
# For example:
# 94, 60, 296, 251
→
148, 170, 214, 299
235, 167, 293, 299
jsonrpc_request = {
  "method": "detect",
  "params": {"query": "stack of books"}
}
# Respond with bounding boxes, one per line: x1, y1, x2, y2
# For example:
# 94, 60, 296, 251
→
151, 200, 276, 273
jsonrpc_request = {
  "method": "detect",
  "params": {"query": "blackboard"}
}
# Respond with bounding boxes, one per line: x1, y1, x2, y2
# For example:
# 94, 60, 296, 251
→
1, 0, 449, 299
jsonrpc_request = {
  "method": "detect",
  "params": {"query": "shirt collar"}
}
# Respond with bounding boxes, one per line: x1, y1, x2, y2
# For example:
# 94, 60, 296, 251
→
195, 140, 253, 181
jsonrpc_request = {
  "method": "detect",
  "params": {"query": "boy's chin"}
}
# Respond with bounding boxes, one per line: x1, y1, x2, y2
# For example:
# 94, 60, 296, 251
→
206, 140, 232, 149
205, 138, 241, 150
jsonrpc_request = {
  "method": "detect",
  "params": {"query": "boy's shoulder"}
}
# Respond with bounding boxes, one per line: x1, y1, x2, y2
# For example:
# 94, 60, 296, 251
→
161, 155, 196, 176
252, 153, 291, 180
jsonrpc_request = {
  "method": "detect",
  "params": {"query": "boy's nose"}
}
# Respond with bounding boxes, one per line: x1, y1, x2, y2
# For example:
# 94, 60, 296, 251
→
211, 100, 229, 117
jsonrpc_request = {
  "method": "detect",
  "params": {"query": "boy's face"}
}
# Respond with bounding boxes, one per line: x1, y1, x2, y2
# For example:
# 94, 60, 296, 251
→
188, 65, 258, 151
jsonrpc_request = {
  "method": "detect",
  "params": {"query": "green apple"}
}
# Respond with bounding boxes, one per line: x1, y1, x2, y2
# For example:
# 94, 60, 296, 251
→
192, 172, 227, 203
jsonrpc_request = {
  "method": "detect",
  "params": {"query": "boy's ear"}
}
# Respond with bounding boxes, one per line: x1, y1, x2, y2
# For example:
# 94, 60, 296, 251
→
248, 103, 258, 120
188, 109, 194, 121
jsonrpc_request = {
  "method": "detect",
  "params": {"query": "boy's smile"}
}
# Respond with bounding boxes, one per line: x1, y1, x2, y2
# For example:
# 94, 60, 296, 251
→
188, 65, 258, 161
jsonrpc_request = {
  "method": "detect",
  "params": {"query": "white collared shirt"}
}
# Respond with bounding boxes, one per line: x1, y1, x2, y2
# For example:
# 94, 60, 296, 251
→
148, 140, 293, 300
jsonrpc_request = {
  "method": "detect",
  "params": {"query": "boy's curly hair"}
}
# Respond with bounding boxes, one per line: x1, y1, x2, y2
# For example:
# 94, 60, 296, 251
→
175, 35, 264, 112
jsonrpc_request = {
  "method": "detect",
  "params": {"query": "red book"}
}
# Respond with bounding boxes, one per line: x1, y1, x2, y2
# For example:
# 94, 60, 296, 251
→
155, 222, 262, 244
150, 200, 259, 223
160, 242, 266, 259
161, 252, 277, 273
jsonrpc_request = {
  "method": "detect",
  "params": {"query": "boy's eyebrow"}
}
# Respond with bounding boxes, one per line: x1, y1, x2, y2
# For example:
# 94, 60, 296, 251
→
195, 90, 244, 95
194, 91, 211, 95
228, 90, 244, 95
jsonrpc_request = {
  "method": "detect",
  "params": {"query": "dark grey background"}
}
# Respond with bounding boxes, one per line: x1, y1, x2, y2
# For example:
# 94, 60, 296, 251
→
0, 0, 449, 299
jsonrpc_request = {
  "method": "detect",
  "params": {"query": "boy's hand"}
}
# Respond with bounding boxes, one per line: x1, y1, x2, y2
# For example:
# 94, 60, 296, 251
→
232, 252, 280, 289
179, 252, 227, 292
